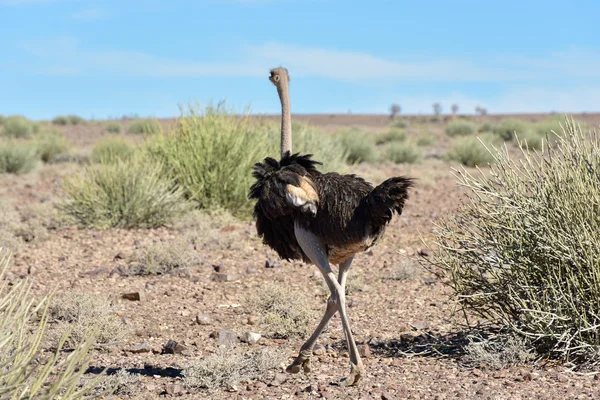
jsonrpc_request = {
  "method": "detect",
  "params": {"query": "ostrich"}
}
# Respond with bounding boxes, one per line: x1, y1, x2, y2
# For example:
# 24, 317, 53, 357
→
248, 67, 413, 386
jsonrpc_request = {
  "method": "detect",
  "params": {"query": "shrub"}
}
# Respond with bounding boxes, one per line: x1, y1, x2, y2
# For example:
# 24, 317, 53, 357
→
375, 129, 407, 145
183, 348, 282, 391
429, 118, 600, 367
0, 140, 38, 174
445, 120, 477, 137
36, 129, 70, 162
391, 119, 408, 129
245, 283, 312, 339
2, 115, 34, 138
0, 115, 5, 125
47, 292, 129, 349
446, 135, 497, 167
0, 249, 104, 398
416, 135, 435, 147
128, 240, 198, 275
127, 119, 160, 134
106, 122, 121, 133
90, 136, 136, 163
384, 142, 421, 164
283, 121, 348, 172
478, 121, 497, 133
463, 333, 534, 370
59, 156, 190, 229
493, 118, 531, 141
337, 128, 375, 164
67, 115, 86, 125
52, 116, 69, 125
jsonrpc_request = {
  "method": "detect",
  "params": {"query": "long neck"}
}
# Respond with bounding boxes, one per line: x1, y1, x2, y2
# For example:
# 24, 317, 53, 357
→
277, 80, 292, 157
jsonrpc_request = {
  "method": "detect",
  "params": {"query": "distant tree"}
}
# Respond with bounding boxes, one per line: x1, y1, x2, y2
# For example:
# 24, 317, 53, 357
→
390, 104, 401, 120
451, 104, 459, 116
475, 106, 488, 116
433, 103, 442, 116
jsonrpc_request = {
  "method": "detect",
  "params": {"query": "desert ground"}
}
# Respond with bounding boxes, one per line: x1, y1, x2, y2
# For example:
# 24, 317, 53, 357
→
2, 112, 600, 399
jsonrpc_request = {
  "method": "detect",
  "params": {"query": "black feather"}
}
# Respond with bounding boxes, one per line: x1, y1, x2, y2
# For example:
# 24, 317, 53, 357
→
249, 152, 413, 263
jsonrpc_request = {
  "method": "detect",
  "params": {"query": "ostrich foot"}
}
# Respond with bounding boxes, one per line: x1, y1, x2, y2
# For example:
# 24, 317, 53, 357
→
286, 353, 312, 374
336, 362, 364, 387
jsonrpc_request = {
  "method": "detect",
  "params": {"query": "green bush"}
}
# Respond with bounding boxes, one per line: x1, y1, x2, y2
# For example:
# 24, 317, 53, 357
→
53, 115, 86, 126
59, 156, 190, 229
0, 140, 38, 174
375, 129, 407, 145
493, 119, 531, 141
106, 122, 121, 133
90, 136, 136, 163
0, 115, 5, 125
429, 118, 600, 367
67, 115, 85, 125
384, 142, 422, 164
446, 134, 497, 167
416, 135, 435, 147
36, 129, 70, 162
337, 128, 376, 164
391, 119, 409, 129
445, 120, 477, 137
0, 249, 104, 399
478, 121, 497, 133
127, 119, 160, 134
2, 115, 34, 139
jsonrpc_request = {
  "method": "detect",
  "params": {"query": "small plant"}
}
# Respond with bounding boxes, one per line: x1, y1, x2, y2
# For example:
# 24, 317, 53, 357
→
1, 115, 34, 138
59, 156, 190, 229
36, 129, 70, 162
429, 118, 600, 368
0, 114, 5, 125
106, 121, 121, 133
493, 118, 531, 141
127, 119, 160, 134
445, 120, 477, 137
384, 142, 422, 164
128, 240, 197, 275
245, 283, 312, 339
375, 129, 407, 145
90, 136, 136, 163
446, 135, 496, 167
52, 116, 69, 125
337, 128, 376, 164
416, 135, 435, 147
67, 115, 86, 125
391, 119, 408, 129
0, 140, 38, 174
0, 249, 104, 399
463, 333, 534, 370
183, 348, 282, 390
47, 292, 129, 349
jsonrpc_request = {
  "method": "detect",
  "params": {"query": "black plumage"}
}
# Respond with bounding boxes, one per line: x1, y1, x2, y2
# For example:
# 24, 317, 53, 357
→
249, 151, 413, 264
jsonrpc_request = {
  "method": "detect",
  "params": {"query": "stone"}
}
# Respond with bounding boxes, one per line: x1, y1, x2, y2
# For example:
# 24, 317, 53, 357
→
242, 332, 262, 345
130, 342, 152, 354
212, 273, 234, 282
165, 383, 184, 396
357, 344, 371, 358
418, 248, 430, 257
247, 315, 259, 325
162, 340, 186, 355
313, 344, 326, 355
218, 330, 238, 346
269, 373, 287, 387
122, 291, 145, 301
195, 314, 212, 326
264, 259, 281, 269
246, 266, 257, 274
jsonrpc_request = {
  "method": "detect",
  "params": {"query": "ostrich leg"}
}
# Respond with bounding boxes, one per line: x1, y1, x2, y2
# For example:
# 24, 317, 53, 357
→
286, 256, 354, 374
293, 223, 364, 386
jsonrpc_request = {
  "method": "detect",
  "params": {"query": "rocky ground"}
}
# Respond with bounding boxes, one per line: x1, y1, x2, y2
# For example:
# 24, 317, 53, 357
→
2, 114, 600, 399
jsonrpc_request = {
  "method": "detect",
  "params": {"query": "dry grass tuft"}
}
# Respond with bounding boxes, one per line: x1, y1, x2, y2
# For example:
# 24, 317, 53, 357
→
463, 334, 534, 370
47, 292, 129, 349
246, 283, 312, 339
183, 348, 282, 390
129, 240, 198, 275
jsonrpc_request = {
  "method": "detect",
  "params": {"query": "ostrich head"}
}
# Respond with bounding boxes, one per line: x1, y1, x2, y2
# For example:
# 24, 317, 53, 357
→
270, 67, 292, 158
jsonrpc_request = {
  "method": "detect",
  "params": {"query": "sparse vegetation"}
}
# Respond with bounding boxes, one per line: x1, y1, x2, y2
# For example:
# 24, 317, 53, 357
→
59, 156, 190, 229
0, 140, 38, 174
284, 121, 349, 172
106, 121, 121, 133
463, 334, 534, 370
384, 142, 422, 164
391, 119, 409, 129
246, 283, 312, 339
36, 129, 70, 162
0, 249, 104, 399
493, 118, 531, 141
47, 292, 129, 349
127, 119, 160, 134
446, 135, 496, 167
183, 348, 282, 391
445, 120, 477, 137
416, 135, 435, 147
375, 129, 407, 145
430, 119, 600, 367
128, 240, 197, 275
0, 115, 5, 125
1, 115, 35, 138
90, 136, 136, 163
337, 128, 375, 164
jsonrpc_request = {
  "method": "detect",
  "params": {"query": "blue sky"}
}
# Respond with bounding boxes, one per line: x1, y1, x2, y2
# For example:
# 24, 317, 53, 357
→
1, 0, 599, 120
